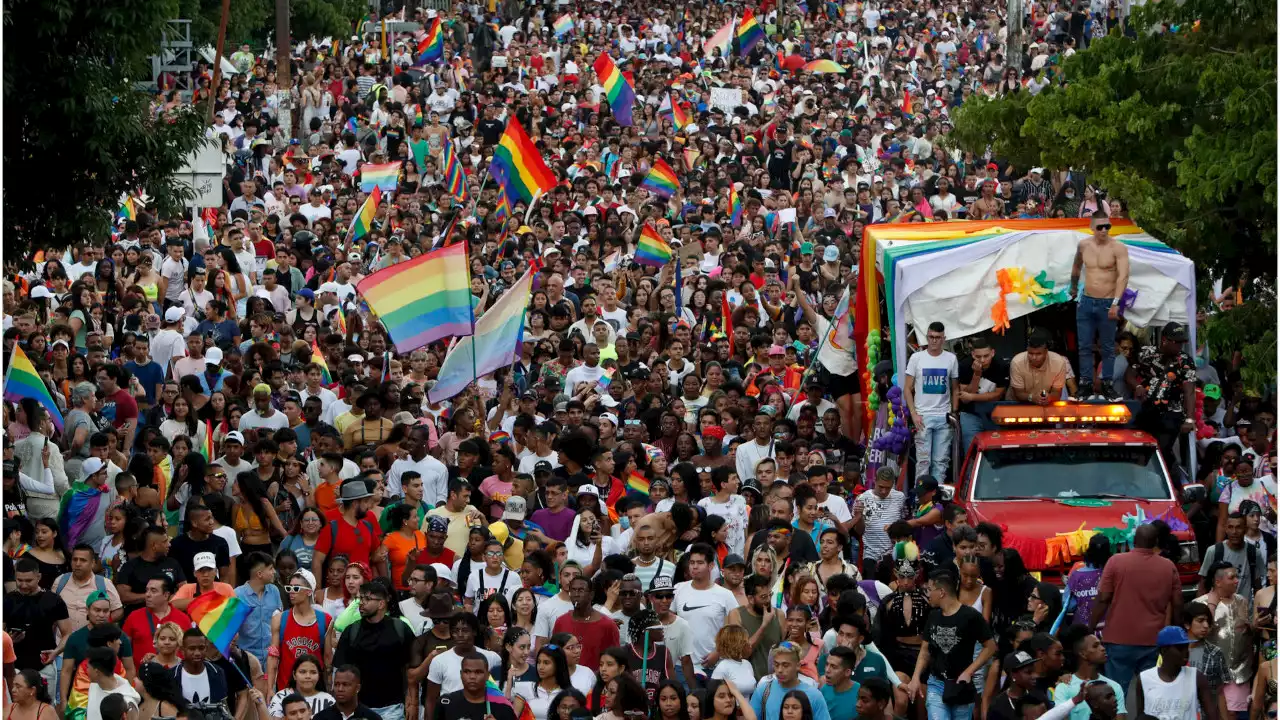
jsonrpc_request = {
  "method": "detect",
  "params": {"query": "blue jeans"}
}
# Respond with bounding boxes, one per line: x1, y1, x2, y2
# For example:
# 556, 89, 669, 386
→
959, 412, 989, 456
1103, 643, 1158, 696
371, 704, 405, 720
915, 413, 952, 481
926, 677, 974, 720
1077, 295, 1117, 390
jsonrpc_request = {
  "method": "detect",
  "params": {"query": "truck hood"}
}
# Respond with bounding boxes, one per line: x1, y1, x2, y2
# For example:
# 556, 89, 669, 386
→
966, 499, 1188, 539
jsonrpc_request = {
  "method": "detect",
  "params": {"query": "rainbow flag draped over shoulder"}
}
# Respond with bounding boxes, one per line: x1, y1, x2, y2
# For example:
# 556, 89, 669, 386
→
489, 118, 557, 205
428, 269, 533, 403
592, 53, 635, 126
641, 158, 680, 199
729, 185, 743, 227
58, 483, 109, 548
635, 224, 673, 267
360, 162, 402, 193
417, 18, 444, 65
737, 10, 764, 55
441, 141, 468, 204
4, 345, 64, 431
347, 185, 382, 247
356, 243, 475, 354
188, 592, 252, 654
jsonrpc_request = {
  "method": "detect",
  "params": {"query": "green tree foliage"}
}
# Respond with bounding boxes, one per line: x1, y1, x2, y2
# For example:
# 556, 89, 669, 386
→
181, 0, 364, 48
4, 0, 207, 259
947, 0, 1276, 393
947, 0, 1276, 283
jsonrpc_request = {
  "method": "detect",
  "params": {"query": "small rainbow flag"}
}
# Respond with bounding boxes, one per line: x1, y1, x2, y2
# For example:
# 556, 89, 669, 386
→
670, 94, 691, 131
117, 196, 137, 222
202, 418, 215, 462
4, 345, 64, 431
553, 14, 574, 38
683, 148, 700, 168
187, 592, 252, 655
737, 10, 764, 56
417, 18, 444, 65
441, 142, 468, 204
489, 118, 557, 205
347, 185, 382, 247
704, 17, 735, 59
311, 340, 333, 384
360, 162, 402, 193
729, 185, 743, 227
492, 191, 512, 223
592, 52, 635, 127
334, 302, 348, 336
485, 678, 512, 710
635, 223, 673, 267
640, 158, 680, 199
626, 472, 650, 498
901, 88, 912, 113
596, 367, 615, 393
803, 59, 846, 74
771, 558, 790, 608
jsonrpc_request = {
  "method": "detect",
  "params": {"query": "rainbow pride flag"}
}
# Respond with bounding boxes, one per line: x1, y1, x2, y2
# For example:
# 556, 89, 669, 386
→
356, 243, 474, 354
347, 185, 382, 247
4, 345, 64, 431
729, 185, 743, 227
117, 196, 137, 222
202, 419, 215, 462
485, 678, 513, 710
489, 118, 557, 205
737, 10, 764, 55
493, 191, 512, 223
626, 472, 650, 498
58, 482, 110, 548
428, 269, 533, 403
311, 340, 333, 384
359, 162, 401, 193
641, 158, 680, 199
592, 53, 635, 126
417, 18, 444, 65
635, 224, 673, 267
596, 367, 615, 393
553, 14, 574, 38
670, 94, 691, 131
441, 142, 468, 204
188, 592, 253, 654
704, 17, 735, 58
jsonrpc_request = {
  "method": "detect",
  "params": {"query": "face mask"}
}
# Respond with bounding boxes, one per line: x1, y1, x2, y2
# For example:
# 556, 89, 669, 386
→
619, 516, 632, 530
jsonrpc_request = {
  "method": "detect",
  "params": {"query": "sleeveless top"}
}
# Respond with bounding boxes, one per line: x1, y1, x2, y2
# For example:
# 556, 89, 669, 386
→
1139, 666, 1198, 720
275, 609, 329, 690
233, 503, 267, 534
622, 643, 669, 704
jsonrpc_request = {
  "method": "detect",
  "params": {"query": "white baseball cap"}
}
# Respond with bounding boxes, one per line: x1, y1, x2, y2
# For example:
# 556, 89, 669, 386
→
164, 307, 186, 323
193, 552, 219, 571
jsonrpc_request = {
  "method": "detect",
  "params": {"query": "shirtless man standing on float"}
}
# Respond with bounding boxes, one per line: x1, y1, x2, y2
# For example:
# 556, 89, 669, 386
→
1070, 210, 1130, 400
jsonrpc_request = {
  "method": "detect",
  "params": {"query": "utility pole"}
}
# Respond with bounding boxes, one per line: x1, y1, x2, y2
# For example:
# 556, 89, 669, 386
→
1007, 0, 1024, 74
209, 0, 232, 122
275, 0, 293, 138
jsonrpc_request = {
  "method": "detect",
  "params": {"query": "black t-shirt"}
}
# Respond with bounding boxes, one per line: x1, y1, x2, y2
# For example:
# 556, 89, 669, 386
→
767, 140, 794, 187
116, 555, 187, 614
333, 618, 414, 708
478, 119, 505, 146
956, 356, 1011, 414
169, 533, 232, 583
4, 590, 69, 670
439, 691, 517, 720
923, 604, 991, 680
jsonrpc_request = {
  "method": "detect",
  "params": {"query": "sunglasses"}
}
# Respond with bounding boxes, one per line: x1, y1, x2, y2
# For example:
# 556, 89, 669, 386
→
696, 466, 713, 474
485, 550, 504, 557
1095, 224, 1112, 231
283, 585, 308, 594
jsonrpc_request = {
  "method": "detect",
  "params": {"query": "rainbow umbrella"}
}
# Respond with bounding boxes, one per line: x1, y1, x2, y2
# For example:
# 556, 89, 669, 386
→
803, 59, 846, 73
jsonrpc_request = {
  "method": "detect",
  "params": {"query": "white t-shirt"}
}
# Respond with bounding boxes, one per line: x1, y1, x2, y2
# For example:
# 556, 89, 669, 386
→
711, 658, 758, 695
239, 409, 290, 434
564, 364, 606, 393
268, 689, 335, 718
735, 440, 775, 482
698, 495, 750, 557
672, 581, 739, 669
659, 614, 694, 662
905, 349, 959, 415
565, 536, 618, 569
427, 646, 501, 694
465, 567, 520, 609
517, 452, 560, 475
814, 315, 858, 377
87, 677, 140, 720
299, 203, 332, 226
512, 681, 562, 720
179, 666, 214, 704
532, 594, 574, 639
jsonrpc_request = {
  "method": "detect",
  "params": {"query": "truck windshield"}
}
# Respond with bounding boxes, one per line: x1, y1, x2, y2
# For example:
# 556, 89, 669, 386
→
973, 446, 1172, 501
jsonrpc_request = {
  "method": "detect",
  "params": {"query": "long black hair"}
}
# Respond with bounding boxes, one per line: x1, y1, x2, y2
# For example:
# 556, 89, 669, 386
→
779, 689, 815, 720
653, 680, 690, 720
533, 644, 572, 696
33, 517, 67, 556
235, 471, 274, 527
139, 661, 189, 712
498, 626, 531, 685
14, 668, 52, 705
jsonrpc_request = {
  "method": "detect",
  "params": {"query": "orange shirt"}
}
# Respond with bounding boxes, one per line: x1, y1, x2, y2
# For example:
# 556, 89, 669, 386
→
314, 479, 340, 515
382, 530, 426, 591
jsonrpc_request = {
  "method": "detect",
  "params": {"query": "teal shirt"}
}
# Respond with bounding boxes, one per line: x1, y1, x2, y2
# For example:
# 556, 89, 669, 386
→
1053, 674, 1124, 720
820, 683, 860, 720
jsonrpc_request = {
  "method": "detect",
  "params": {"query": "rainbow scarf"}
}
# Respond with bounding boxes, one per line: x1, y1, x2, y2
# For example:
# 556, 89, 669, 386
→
58, 483, 109, 549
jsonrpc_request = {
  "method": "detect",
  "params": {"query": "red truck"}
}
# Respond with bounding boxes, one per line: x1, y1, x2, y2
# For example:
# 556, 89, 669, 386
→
946, 402, 1203, 590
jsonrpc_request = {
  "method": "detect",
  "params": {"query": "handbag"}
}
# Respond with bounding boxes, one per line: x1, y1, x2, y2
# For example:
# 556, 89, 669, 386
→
942, 679, 975, 706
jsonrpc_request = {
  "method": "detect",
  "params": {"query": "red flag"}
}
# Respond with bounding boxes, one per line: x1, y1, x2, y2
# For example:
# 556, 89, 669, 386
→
722, 294, 735, 357
901, 89, 912, 114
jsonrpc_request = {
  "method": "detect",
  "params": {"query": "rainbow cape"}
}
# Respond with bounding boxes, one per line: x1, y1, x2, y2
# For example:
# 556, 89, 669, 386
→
188, 592, 253, 654
58, 482, 110, 548
441, 141, 468, 204
489, 117, 557, 205
4, 345, 65, 431
347, 185, 382, 247
641, 158, 680, 199
592, 52, 635, 126
359, 162, 402, 193
737, 10, 764, 55
356, 242, 475, 354
635, 224, 673, 267
417, 18, 444, 65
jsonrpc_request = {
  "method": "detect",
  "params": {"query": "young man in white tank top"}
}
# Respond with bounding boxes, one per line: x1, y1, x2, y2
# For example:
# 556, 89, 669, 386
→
1135, 627, 1218, 720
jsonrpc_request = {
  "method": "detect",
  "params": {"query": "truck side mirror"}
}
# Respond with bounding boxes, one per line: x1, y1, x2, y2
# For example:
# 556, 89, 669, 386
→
1182, 483, 1206, 503
940, 484, 956, 503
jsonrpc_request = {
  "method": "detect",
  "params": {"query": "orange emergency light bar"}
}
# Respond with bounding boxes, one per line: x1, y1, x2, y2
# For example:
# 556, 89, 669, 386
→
991, 403, 1132, 426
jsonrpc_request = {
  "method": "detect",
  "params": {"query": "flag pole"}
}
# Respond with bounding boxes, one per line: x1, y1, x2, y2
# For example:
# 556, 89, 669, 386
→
465, 241, 479, 393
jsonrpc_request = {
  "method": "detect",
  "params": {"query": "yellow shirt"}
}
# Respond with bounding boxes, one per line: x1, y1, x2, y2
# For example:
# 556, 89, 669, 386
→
425, 504, 483, 556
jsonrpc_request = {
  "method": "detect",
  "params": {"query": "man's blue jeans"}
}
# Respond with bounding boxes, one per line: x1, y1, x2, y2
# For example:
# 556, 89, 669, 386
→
926, 677, 974, 720
1103, 643, 1158, 697
1077, 295, 1116, 391
915, 413, 952, 481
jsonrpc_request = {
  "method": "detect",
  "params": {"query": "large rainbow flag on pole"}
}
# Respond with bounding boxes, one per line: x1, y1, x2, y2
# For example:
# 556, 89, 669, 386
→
640, 158, 680, 199
737, 10, 764, 55
704, 17, 735, 58
4, 345, 65, 431
428, 269, 533, 403
441, 142, 468, 204
416, 18, 444, 65
489, 118, 557, 206
635, 224, 673, 267
187, 593, 253, 655
592, 53, 635, 126
355, 243, 475, 353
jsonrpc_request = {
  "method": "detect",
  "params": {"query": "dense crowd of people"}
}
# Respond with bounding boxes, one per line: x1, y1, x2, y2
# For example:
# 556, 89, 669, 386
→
2, 1, 1276, 720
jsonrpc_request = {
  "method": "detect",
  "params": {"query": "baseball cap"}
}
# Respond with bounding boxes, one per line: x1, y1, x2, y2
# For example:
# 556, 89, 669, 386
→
723, 554, 746, 568
1163, 322, 1188, 341
292, 569, 317, 590
503, 496, 527, 521
81, 457, 106, 478
205, 347, 224, 365
431, 562, 456, 586
646, 575, 675, 594
577, 484, 600, 498
824, 208, 837, 218
1004, 651, 1037, 671
193, 552, 219, 571
767, 344, 786, 357
1156, 626, 1191, 647
824, 246, 840, 262
533, 460, 554, 475
165, 307, 186, 323
223, 430, 246, 445
297, 288, 315, 300
1203, 384, 1222, 400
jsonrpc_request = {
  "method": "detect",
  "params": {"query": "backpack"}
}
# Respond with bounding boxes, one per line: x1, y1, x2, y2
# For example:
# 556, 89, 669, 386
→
55, 572, 108, 596
328, 518, 378, 552
1212, 541, 1263, 592
275, 609, 330, 651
